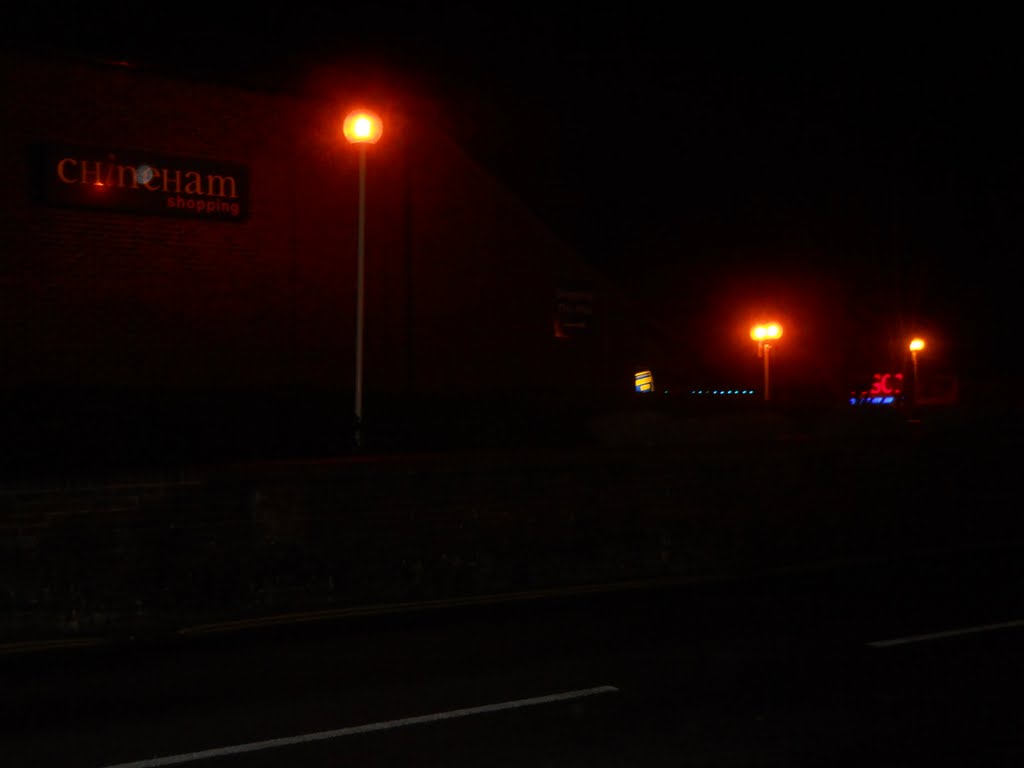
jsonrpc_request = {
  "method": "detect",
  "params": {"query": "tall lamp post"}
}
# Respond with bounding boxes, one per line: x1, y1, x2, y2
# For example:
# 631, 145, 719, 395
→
343, 108, 383, 450
750, 322, 783, 402
909, 337, 925, 408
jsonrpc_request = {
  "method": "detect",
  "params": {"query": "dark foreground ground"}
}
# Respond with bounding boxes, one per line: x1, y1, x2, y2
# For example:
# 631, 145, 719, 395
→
2, 402, 1022, 650
6, 545, 1024, 767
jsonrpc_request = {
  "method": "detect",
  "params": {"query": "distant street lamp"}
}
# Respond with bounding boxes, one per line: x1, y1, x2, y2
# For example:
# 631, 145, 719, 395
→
909, 337, 925, 406
343, 108, 383, 450
750, 322, 783, 401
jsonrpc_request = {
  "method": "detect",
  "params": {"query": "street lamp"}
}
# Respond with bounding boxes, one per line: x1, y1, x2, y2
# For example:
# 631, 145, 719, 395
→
343, 108, 383, 450
909, 337, 925, 407
750, 322, 783, 401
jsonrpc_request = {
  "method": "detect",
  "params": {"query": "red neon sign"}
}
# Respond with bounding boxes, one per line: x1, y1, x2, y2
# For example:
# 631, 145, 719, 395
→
869, 372, 903, 397
851, 372, 904, 405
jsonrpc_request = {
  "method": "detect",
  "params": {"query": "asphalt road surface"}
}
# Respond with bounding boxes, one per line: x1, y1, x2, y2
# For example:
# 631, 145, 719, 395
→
4, 543, 1023, 767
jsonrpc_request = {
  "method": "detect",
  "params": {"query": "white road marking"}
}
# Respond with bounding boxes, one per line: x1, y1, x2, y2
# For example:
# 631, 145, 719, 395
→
867, 619, 1024, 648
100, 685, 620, 768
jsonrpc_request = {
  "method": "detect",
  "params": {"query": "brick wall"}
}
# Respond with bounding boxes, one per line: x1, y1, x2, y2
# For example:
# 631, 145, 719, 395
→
0, 50, 623, 471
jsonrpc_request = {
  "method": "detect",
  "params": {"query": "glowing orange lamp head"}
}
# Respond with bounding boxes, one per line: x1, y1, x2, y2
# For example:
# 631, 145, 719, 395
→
343, 109, 383, 145
750, 323, 783, 343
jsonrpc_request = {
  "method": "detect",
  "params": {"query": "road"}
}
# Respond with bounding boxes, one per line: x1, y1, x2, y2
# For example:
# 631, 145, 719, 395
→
4, 543, 1023, 767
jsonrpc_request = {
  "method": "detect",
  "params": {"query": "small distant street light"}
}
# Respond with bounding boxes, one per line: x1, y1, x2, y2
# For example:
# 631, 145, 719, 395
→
909, 336, 925, 406
750, 322, 783, 401
343, 108, 383, 450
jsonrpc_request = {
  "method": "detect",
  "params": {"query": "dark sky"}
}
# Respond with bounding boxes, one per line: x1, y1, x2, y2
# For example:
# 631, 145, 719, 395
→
5, 7, 1023, 381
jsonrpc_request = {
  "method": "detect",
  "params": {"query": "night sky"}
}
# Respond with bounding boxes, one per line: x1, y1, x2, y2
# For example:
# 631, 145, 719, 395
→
5, 8, 1023, 385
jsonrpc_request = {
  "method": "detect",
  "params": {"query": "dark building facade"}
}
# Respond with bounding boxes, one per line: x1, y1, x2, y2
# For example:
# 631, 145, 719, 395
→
1, 50, 644, 468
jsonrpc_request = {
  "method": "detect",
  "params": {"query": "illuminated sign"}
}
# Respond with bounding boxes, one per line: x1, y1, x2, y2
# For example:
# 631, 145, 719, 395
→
35, 143, 249, 221
850, 372, 904, 405
634, 370, 654, 393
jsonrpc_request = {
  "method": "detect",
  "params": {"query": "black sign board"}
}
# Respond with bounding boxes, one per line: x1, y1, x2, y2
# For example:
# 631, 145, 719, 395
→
554, 284, 594, 338
35, 143, 249, 221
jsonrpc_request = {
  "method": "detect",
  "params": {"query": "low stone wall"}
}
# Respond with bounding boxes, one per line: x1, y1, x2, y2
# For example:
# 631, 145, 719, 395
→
2, 408, 1020, 645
